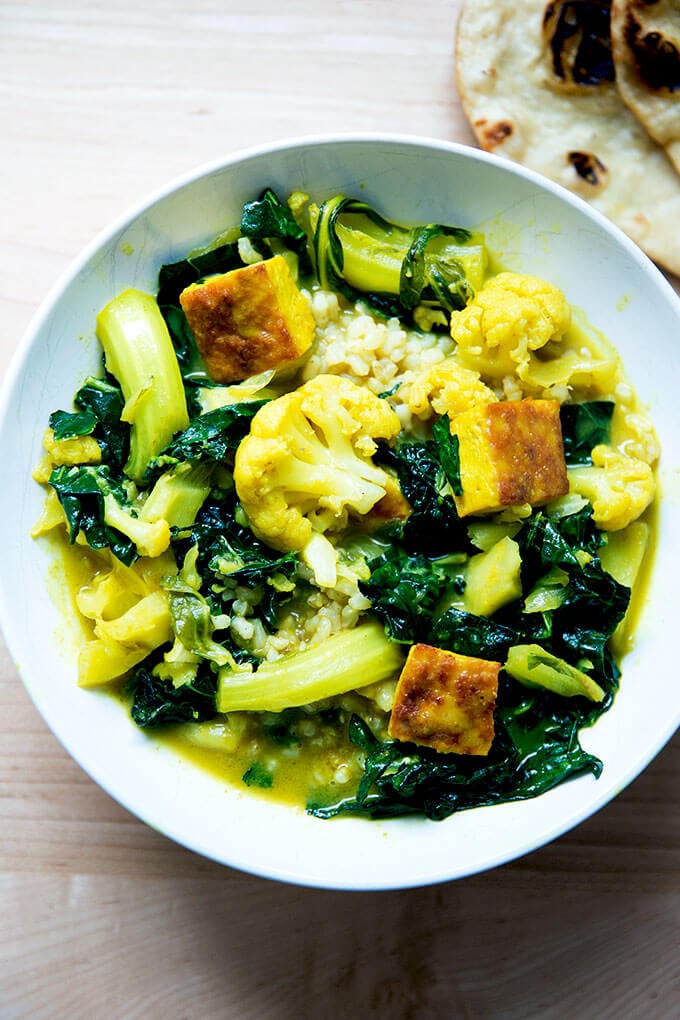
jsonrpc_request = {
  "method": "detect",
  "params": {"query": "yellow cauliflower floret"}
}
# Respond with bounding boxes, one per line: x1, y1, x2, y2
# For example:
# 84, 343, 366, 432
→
405, 360, 498, 420
567, 445, 655, 531
449, 272, 572, 390
611, 405, 661, 466
233, 374, 401, 588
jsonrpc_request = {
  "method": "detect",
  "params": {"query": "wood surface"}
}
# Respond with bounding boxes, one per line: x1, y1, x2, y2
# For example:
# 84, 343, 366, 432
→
1, 3, 678, 1017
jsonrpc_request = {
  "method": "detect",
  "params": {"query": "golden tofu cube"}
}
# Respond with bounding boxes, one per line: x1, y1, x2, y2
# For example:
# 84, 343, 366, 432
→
388, 644, 499, 755
179, 254, 316, 383
450, 398, 568, 517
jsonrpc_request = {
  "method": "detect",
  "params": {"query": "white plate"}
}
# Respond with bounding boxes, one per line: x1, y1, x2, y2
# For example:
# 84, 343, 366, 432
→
1, 135, 678, 890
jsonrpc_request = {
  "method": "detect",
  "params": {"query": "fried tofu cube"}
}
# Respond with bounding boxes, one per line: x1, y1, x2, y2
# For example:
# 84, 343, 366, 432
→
388, 644, 499, 755
179, 254, 316, 383
450, 398, 568, 517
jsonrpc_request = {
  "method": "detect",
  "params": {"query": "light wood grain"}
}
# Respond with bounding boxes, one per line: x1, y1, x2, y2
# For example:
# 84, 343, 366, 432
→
1, 3, 678, 1018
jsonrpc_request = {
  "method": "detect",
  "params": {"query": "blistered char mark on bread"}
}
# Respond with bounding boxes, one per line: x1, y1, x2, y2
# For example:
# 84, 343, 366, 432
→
611, 0, 680, 172
542, 0, 616, 91
455, 0, 680, 275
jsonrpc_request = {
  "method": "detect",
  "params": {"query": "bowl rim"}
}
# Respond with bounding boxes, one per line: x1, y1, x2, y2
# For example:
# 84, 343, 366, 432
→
1, 132, 679, 890
4, 130, 680, 405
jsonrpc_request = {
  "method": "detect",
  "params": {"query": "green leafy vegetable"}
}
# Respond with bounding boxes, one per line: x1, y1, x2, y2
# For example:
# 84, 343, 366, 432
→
240, 188, 310, 269
49, 409, 98, 440
178, 495, 299, 634
560, 401, 615, 465
377, 438, 468, 554
432, 414, 463, 496
309, 687, 603, 820
163, 575, 234, 667
129, 664, 217, 727
73, 376, 129, 471
145, 401, 266, 480
360, 548, 453, 643
242, 762, 274, 789
49, 464, 138, 565
429, 607, 517, 661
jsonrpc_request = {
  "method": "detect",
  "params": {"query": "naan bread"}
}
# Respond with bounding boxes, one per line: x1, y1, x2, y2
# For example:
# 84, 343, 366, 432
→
611, 0, 680, 172
455, 0, 680, 275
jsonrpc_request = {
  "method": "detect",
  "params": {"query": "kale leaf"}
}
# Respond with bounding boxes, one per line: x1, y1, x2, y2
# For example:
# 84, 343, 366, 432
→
360, 548, 454, 643
309, 685, 603, 821
430, 607, 517, 661
49, 375, 129, 472
129, 664, 217, 727
560, 400, 614, 465
377, 438, 468, 554
49, 409, 98, 440
48, 464, 137, 565
179, 495, 299, 632
241, 188, 307, 249
431, 414, 463, 496
242, 762, 274, 789
145, 401, 266, 480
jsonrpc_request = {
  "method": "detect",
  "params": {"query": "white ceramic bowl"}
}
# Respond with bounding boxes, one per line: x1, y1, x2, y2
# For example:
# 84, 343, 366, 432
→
1, 135, 679, 890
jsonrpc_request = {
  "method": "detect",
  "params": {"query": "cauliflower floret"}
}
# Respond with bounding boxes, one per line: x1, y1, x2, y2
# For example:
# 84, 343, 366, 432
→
102, 494, 171, 559
404, 359, 498, 420
449, 272, 573, 391
611, 402, 661, 466
567, 444, 655, 531
233, 374, 401, 588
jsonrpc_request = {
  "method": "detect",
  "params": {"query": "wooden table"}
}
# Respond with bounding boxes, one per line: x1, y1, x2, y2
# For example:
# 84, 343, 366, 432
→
1, 3, 678, 1017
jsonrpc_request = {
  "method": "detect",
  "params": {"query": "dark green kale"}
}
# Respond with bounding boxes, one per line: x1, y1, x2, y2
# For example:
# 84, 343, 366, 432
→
376, 437, 468, 554
308, 685, 603, 821
429, 608, 517, 661
240, 187, 312, 275
49, 375, 129, 472
560, 400, 615, 465
48, 464, 137, 565
512, 509, 629, 691
49, 409, 98, 440
242, 762, 274, 789
129, 664, 217, 728
179, 495, 299, 632
431, 414, 463, 496
359, 548, 456, 644
517, 508, 604, 577
145, 401, 266, 481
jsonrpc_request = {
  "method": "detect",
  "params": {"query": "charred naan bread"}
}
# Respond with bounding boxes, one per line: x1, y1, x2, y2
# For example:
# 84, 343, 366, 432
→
455, 0, 680, 275
611, 0, 680, 172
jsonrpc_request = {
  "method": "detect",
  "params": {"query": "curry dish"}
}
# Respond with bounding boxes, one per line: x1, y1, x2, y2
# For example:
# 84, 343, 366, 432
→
32, 190, 659, 819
